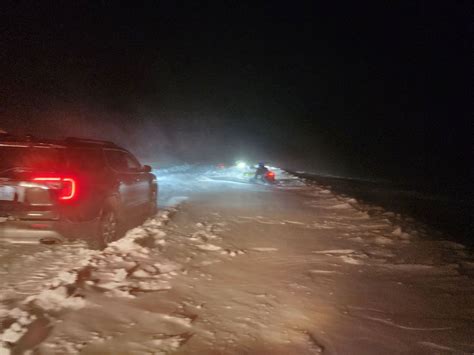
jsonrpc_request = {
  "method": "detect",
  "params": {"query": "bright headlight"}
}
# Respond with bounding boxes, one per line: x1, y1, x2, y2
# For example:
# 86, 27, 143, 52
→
236, 161, 247, 169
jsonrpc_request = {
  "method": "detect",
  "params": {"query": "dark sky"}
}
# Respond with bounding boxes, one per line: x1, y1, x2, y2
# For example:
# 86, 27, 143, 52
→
0, 1, 471, 187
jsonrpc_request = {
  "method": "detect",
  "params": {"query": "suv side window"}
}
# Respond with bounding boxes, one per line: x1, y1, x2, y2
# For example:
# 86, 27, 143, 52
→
105, 150, 141, 172
124, 153, 141, 171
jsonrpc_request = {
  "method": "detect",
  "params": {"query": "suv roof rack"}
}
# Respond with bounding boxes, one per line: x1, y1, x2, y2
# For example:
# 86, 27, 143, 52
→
65, 137, 118, 147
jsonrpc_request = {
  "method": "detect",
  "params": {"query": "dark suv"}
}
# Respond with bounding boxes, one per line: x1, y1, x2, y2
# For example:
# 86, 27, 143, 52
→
0, 133, 158, 246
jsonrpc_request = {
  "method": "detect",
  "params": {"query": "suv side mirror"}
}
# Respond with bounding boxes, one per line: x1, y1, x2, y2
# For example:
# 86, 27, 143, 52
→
142, 165, 152, 173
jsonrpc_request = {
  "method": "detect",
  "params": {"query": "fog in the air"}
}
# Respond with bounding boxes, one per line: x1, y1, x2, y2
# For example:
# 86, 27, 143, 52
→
1, 101, 341, 177
0, 1, 470, 191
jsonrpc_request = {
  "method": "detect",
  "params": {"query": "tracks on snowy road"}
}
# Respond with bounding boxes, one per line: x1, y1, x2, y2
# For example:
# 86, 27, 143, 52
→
1, 166, 473, 354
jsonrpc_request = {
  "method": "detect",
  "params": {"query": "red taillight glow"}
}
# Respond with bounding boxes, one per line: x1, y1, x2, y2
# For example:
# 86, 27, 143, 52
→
32, 176, 77, 201
33, 177, 61, 181
60, 178, 76, 200
267, 172, 275, 177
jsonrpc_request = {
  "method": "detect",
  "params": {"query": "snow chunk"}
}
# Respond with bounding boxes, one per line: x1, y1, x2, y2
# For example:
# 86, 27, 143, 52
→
329, 203, 352, 209
32, 286, 86, 312
313, 249, 355, 255
197, 244, 222, 251
309, 270, 343, 275
132, 269, 151, 278
106, 238, 145, 254
392, 227, 410, 239
110, 268, 128, 282
140, 264, 157, 273
154, 261, 182, 274
97, 281, 126, 290
161, 314, 192, 327
55, 271, 77, 285
340, 256, 363, 265
127, 334, 187, 353
105, 289, 136, 299
137, 280, 171, 291
6, 308, 26, 320
251, 247, 278, 252
0, 344, 11, 355
154, 230, 167, 239
1, 326, 25, 343
283, 220, 306, 225
374, 236, 393, 245
392, 227, 402, 236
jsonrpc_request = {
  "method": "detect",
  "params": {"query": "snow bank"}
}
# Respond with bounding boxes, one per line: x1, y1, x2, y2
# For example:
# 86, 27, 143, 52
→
0, 209, 179, 353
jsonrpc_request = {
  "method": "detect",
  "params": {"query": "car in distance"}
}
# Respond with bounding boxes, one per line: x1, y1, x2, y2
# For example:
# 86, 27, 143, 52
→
0, 133, 158, 247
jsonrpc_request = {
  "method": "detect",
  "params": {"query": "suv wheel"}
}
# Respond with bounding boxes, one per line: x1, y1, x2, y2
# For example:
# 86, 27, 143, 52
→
149, 197, 158, 216
98, 209, 118, 247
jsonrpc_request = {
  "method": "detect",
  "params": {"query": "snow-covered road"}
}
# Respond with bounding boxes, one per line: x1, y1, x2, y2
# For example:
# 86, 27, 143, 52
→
1, 165, 473, 354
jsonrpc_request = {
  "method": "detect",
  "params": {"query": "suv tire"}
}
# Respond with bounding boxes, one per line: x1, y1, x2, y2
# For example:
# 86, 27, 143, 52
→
149, 196, 158, 216
96, 207, 118, 248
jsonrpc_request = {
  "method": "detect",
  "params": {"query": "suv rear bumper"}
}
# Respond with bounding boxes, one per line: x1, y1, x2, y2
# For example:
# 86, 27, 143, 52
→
0, 218, 98, 244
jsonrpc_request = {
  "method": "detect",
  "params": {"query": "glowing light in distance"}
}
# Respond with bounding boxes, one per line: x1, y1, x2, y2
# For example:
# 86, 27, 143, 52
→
236, 161, 247, 169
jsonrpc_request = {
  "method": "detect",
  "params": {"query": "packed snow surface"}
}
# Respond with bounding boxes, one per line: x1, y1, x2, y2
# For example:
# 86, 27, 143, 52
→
0, 164, 473, 354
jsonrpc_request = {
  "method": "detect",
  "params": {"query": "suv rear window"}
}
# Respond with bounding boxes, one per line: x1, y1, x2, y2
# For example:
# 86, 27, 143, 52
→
66, 148, 105, 171
0, 146, 63, 171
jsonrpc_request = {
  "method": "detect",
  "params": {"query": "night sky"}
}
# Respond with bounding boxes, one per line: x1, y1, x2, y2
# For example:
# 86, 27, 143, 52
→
1, 2, 471, 189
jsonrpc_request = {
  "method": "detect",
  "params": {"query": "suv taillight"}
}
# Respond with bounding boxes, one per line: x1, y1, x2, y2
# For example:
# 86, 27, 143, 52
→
32, 177, 77, 201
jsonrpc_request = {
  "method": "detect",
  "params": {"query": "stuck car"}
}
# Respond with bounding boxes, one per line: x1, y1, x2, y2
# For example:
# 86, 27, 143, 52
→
0, 133, 158, 247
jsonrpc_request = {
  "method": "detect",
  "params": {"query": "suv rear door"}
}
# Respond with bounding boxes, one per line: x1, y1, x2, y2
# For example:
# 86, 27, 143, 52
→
104, 149, 149, 212
63, 147, 108, 221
